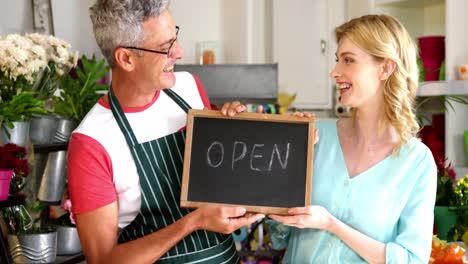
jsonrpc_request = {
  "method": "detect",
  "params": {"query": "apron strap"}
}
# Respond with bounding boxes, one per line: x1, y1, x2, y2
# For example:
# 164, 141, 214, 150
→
108, 87, 139, 147
108, 87, 192, 147
162, 89, 191, 113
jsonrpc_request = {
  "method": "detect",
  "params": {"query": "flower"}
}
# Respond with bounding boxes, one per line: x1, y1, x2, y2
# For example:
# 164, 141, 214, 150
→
454, 175, 468, 207
0, 143, 28, 178
0, 143, 29, 197
435, 158, 457, 207
0, 33, 78, 103
61, 199, 76, 226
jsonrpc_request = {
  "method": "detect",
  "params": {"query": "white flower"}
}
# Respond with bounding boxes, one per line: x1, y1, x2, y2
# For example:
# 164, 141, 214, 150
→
0, 33, 78, 101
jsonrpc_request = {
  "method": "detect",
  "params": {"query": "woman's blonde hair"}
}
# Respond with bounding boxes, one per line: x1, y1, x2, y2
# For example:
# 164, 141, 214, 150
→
335, 14, 419, 150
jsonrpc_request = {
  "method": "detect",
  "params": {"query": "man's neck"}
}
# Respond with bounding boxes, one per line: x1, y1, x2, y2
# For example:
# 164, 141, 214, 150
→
111, 70, 158, 108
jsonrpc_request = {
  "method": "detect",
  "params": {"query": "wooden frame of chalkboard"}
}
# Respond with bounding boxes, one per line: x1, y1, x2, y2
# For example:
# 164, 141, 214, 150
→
181, 109, 315, 215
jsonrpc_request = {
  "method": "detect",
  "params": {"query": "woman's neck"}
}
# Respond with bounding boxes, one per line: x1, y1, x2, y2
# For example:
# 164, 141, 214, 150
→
344, 108, 397, 146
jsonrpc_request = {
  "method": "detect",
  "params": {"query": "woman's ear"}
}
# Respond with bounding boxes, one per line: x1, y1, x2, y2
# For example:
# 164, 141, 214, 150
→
114, 47, 137, 72
380, 59, 396, 80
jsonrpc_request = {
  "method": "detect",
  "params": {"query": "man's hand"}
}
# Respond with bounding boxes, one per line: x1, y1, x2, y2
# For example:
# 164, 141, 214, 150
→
192, 205, 264, 234
220, 101, 263, 116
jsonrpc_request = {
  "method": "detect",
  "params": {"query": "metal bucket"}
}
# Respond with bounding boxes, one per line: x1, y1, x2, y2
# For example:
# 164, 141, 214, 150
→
0, 121, 30, 147
7, 231, 57, 263
37, 118, 77, 203
56, 226, 82, 255
29, 116, 58, 145
37, 150, 67, 203
53, 119, 77, 143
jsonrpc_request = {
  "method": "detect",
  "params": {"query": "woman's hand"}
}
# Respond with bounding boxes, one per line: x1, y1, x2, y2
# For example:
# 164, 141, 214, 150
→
269, 205, 333, 230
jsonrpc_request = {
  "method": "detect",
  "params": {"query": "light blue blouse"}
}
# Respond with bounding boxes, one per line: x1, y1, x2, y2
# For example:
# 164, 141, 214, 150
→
268, 120, 437, 263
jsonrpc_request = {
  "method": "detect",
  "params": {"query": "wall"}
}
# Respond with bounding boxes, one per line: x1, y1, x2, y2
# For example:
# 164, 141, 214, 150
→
51, 0, 101, 58
0, 0, 34, 35
171, 0, 272, 64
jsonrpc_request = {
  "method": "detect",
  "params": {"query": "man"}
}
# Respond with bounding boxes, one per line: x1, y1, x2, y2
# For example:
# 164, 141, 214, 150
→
68, 0, 264, 263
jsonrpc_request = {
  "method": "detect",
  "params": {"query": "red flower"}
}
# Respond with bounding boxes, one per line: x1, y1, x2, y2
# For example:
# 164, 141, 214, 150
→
0, 143, 29, 178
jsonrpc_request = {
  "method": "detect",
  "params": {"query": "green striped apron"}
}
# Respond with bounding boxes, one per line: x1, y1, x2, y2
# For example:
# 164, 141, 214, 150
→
109, 88, 239, 264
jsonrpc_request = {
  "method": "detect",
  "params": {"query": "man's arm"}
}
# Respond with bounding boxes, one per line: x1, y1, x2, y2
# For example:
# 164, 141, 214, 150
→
77, 202, 263, 264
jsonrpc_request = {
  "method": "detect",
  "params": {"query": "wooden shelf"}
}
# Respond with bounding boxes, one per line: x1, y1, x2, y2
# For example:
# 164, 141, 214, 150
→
417, 81, 468, 97
376, 0, 443, 8
0, 196, 24, 209
55, 253, 85, 264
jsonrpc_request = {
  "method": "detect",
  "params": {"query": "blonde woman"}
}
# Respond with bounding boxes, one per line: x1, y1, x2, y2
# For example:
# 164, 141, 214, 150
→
269, 15, 436, 263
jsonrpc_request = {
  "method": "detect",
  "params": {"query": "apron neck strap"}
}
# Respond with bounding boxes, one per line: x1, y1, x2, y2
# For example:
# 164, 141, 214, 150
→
108, 87, 193, 147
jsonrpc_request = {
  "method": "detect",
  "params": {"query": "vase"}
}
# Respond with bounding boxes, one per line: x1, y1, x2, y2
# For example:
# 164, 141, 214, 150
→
0, 169, 13, 201
0, 121, 30, 147
56, 226, 82, 255
434, 206, 458, 241
52, 119, 78, 143
37, 150, 68, 203
29, 115, 58, 145
7, 231, 57, 263
37, 118, 77, 204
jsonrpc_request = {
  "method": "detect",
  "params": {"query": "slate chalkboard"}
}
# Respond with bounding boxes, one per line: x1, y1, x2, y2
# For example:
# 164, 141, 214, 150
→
181, 110, 315, 214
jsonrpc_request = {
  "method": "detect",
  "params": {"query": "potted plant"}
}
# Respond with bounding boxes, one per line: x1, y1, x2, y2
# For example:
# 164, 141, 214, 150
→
36, 55, 110, 204
0, 33, 78, 146
53, 54, 110, 123
51, 199, 82, 255
0, 93, 47, 146
447, 174, 468, 243
1, 201, 57, 263
434, 158, 458, 240
0, 143, 58, 263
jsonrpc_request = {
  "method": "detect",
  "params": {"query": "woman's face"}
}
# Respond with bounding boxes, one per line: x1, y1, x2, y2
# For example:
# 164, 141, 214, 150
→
330, 36, 385, 109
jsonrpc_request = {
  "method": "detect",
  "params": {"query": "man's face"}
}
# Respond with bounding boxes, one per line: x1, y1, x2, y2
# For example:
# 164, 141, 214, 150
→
135, 10, 183, 90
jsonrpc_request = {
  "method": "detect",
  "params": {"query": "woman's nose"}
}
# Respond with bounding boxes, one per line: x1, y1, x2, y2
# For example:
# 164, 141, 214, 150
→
329, 65, 341, 79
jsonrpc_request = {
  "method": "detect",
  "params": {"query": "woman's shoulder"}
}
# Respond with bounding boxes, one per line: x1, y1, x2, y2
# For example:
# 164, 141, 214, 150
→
399, 137, 436, 170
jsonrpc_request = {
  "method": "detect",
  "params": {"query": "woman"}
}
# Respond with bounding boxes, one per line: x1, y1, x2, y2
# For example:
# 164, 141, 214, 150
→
268, 15, 436, 263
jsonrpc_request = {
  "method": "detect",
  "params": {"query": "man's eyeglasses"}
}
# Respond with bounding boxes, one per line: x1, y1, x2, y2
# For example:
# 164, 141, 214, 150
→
123, 26, 179, 56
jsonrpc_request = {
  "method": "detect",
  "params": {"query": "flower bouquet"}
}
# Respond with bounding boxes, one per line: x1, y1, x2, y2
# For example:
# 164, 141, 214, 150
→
0, 143, 29, 196
0, 33, 78, 138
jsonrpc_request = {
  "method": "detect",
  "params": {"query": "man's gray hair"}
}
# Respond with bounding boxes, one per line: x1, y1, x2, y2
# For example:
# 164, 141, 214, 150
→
89, 0, 170, 66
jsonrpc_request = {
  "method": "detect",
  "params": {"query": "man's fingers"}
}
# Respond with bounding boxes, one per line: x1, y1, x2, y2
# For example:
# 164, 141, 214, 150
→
229, 213, 265, 228
221, 102, 231, 115
256, 105, 264, 113
235, 104, 246, 113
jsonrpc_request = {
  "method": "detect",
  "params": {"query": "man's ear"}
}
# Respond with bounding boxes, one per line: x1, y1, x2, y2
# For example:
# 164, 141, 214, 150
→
114, 47, 137, 72
380, 59, 396, 80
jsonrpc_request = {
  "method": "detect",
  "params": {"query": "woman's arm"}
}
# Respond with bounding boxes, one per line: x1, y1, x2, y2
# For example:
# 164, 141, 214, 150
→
269, 150, 437, 264
269, 206, 385, 263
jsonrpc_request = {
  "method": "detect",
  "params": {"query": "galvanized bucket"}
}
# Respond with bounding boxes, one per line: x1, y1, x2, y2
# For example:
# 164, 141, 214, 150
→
37, 118, 77, 203
0, 121, 30, 147
29, 116, 58, 145
7, 231, 57, 263
37, 150, 68, 203
56, 226, 82, 255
